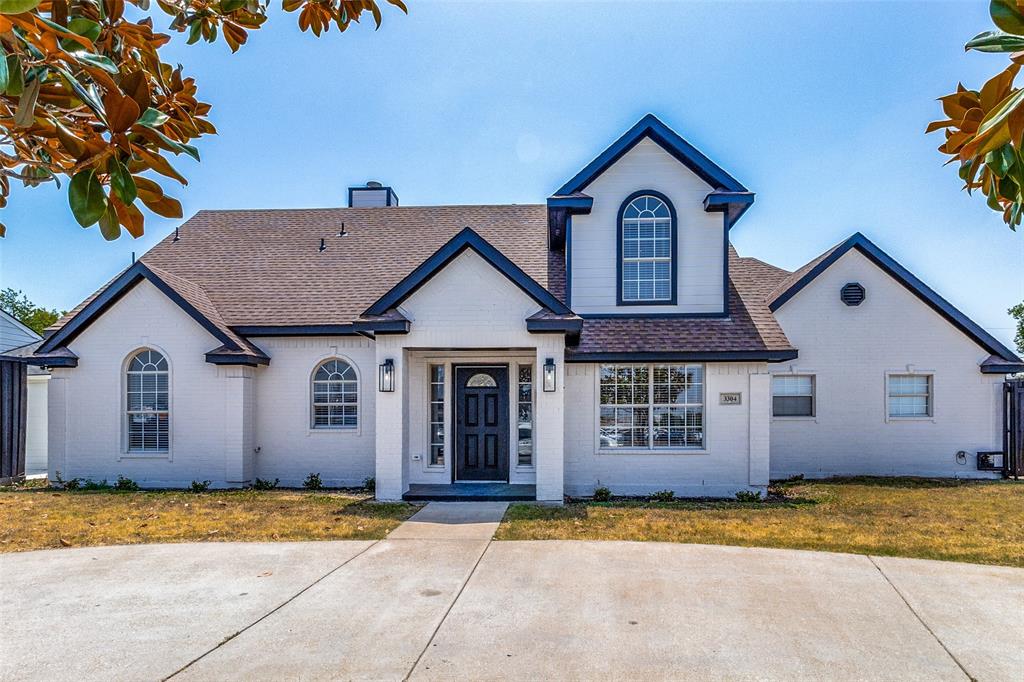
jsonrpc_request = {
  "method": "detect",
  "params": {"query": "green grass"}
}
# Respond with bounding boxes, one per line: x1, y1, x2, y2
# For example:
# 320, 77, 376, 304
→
496, 477, 1024, 567
0, 485, 419, 553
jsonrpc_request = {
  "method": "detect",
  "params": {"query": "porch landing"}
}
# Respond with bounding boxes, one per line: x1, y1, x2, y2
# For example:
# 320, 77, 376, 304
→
403, 483, 536, 502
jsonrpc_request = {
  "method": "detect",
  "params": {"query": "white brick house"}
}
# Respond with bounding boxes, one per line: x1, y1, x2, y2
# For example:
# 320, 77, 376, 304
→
31, 115, 1023, 500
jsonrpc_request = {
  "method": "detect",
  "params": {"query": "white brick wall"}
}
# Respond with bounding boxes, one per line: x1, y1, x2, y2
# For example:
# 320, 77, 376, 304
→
251, 337, 376, 488
563, 362, 770, 497
771, 249, 1005, 479
48, 280, 237, 487
569, 138, 726, 315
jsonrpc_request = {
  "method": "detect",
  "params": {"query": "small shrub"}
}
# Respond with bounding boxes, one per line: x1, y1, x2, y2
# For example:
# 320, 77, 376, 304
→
363, 476, 375, 492
190, 480, 211, 493
592, 486, 612, 502
79, 479, 110, 491
55, 471, 80, 491
115, 475, 140, 491
650, 489, 676, 503
303, 472, 323, 490
735, 490, 763, 503
252, 477, 279, 490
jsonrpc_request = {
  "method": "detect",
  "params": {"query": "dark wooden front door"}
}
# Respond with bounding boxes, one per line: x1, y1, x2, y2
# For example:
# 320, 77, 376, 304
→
455, 366, 509, 481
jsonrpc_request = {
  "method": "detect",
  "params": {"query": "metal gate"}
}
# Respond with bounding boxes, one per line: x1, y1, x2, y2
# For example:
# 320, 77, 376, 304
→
1005, 379, 1024, 479
0, 357, 28, 485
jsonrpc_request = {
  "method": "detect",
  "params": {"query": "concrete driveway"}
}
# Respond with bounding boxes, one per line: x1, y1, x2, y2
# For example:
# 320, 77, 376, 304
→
1, 502, 1021, 681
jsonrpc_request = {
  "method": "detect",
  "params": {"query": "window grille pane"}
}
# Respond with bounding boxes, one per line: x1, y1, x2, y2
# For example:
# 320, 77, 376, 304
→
429, 364, 445, 465
621, 195, 673, 302
311, 360, 358, 428
517, 364, 533, 466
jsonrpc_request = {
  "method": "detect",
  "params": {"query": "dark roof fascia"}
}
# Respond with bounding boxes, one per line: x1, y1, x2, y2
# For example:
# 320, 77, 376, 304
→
233, 325, 361, 337
703, 191, 756, 229
19, 349, 79, 368
769, 233, 1023, 365
980, 361, 1024, 374
554, 114, 748, 197
37, 262, 238, 355
205, 351, 270, 367
526, 318, 584, 335
364, 226, 572, 317
351, 319, 411, 335
565, 350, 799, 363
578, 312, 731, 320
546, 194, 594, 212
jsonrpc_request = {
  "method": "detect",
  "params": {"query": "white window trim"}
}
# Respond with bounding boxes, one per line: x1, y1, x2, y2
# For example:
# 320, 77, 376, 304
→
593, 363, 709, 455
307, 355, 361, 434
120, 346, 172, 460
884, 370, 936, 423
771, 372, 818, 422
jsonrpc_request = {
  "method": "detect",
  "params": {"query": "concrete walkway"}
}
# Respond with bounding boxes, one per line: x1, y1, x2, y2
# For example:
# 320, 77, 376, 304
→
0, 502, 1021, 681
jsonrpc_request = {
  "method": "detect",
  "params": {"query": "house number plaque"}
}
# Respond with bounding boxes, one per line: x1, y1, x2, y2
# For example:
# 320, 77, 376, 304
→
719, 392, 742, 405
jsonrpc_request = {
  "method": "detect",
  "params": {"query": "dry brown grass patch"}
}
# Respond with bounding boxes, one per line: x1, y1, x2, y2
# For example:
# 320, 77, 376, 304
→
497, 478, 1024, 567
0, 487, 418, 553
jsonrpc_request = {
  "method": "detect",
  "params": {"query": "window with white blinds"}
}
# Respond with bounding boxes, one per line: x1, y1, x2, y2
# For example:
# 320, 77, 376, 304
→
772, 375, 815, 417
888, 374, 932, 418
126, 349, 169, 452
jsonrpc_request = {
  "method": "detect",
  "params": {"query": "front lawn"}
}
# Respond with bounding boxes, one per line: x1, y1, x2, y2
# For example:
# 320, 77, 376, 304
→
0, 484, 418, 553
497, 477, 1024, 567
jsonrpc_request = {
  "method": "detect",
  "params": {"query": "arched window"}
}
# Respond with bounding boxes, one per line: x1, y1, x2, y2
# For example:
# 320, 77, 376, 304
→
618, 192, 676, 304
312, 359, 358, 428
126, 349, 169, 452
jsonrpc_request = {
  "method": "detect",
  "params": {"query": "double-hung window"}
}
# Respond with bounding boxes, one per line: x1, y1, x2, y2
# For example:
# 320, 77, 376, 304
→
619, 193, 675, 303
772, 375, 815, 417
888, 374, 932, 418
599, 364, 704, 450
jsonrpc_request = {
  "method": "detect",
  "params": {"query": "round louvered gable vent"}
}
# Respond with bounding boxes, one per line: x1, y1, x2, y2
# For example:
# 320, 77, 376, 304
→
841, 282, 865, 306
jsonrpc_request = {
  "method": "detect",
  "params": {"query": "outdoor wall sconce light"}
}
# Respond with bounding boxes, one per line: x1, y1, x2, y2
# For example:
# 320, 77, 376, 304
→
378, 359, 395, 392
543, 358, 557, 392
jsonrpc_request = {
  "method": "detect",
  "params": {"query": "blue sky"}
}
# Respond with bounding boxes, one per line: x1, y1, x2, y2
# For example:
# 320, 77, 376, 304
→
2, 1, 1022, 347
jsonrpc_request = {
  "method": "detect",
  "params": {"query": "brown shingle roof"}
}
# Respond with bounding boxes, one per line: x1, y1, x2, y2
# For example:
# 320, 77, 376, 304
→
50, 205, 562, 333
567, 248, 795, 358
50, 205, 797, 359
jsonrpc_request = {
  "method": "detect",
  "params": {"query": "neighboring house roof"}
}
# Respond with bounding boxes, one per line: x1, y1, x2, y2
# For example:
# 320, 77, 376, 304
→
566, 249, 797, 362
768, 232, 1024, 372
0, 308, 42, 354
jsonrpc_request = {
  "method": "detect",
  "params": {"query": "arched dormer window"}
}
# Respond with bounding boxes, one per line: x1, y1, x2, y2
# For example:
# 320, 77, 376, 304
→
126, 349, 169, 452
312, 359, 359, 428
617, 191, 677, 305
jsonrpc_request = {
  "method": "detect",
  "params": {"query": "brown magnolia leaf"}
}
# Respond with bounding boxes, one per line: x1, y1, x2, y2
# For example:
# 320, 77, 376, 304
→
111, 196, 145, 237
138, 192, 183, 219
134, 147, 188, 185
54, 121, 87, 159
119, 71, 152, 112
981, 64, 1021, 112
103, 90, 141, 133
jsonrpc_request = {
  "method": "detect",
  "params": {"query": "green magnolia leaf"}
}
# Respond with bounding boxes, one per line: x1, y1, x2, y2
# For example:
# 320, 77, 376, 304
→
187, 19, 202, 45
97, 202, 121, 241
108, 157, 137, 205
13, 75, 39, 127
0, 45, 7, 94
148, 128, 201, 162
966, 30, 1024, 52
0, 0, 41, 14
68, 17, 102, 41
4, 55, 23, 96
136, 107, 169, 128
68, 170, 109, 227
992, 0, 1024, 36
74, 52, 120, 75
220, 0, 245, 12
53, 66, 105, 119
